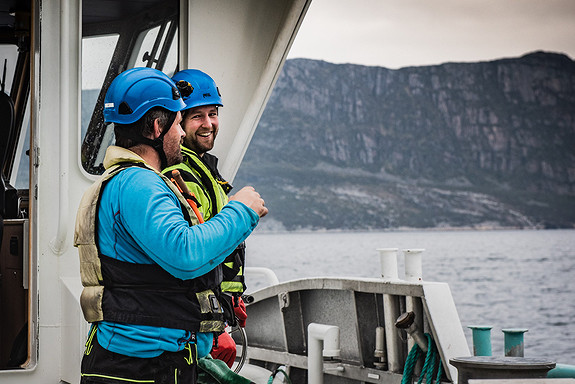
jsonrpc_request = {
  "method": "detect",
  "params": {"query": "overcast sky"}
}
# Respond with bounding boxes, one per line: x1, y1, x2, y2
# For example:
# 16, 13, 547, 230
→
287, 0, 575, 69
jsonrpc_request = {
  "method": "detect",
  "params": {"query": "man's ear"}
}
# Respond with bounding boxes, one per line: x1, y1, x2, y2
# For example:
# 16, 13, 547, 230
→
152, 118, 162, 139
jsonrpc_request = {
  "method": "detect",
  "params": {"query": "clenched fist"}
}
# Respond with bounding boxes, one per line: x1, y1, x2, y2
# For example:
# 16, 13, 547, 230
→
229, 186, 268, 218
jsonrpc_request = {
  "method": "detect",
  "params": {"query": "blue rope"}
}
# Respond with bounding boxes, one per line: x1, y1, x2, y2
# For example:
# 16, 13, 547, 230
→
401, 333, 443, 384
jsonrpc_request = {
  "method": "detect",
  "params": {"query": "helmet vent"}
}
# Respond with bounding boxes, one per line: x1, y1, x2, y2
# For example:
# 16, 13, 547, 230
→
119, 102, 133, 115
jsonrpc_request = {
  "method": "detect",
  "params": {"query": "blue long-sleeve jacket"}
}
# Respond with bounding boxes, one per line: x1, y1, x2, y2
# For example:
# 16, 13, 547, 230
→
95, 166, 259, 358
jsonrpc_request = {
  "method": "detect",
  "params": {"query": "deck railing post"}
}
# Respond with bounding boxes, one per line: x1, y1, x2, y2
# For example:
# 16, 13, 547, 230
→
403, 249, 425, 359
378, 248, 403, 372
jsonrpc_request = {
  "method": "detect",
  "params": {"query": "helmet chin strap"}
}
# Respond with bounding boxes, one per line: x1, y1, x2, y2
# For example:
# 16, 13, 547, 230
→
121, 123, 172, 170
150, 136, 169, 170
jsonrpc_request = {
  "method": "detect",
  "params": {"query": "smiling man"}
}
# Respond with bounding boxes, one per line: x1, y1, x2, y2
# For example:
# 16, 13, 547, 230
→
163, 69, 249, 369
164, 70, 229, 219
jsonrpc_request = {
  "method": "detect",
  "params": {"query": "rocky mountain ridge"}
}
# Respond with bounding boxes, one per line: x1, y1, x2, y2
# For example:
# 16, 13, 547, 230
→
235, 52, 575, 231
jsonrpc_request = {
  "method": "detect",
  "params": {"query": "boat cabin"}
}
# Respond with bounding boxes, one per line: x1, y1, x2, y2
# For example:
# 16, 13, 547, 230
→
0, 0, 308, 382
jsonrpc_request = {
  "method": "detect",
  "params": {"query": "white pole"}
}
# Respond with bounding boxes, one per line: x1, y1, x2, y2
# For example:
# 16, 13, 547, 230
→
307, 323, 340, 384
403, 248, 425, 357
378, 247, 402, 371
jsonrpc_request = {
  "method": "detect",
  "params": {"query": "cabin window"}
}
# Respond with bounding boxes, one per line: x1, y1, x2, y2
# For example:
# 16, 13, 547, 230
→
0, 46, 18, 93
11, 106, 30, 190
130, 21, 178, 76
0, 45, 29, 190
80, 3, 179, 175
163, 33, 178, 77
81, 34, 119, 142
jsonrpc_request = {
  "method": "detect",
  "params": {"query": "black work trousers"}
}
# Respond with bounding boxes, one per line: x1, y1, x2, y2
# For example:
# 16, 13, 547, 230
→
80, 329, 197, 384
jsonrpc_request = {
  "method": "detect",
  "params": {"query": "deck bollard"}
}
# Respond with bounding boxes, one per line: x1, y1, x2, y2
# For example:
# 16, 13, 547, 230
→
502, 328, 528, 357
377, 248, 399, 280
467, 325, 493, 356
403, 249, 425, 282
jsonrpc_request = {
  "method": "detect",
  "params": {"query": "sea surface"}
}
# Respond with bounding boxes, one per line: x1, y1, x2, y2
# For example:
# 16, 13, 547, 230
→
244, 228, 575, 364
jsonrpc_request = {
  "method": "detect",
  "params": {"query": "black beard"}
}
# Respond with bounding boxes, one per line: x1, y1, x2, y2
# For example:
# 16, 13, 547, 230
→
166, 152, 183, 168
183, 136, 212, 156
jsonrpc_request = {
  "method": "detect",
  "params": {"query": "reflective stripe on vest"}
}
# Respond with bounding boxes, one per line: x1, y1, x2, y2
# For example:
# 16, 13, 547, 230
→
163, 148, 246, 295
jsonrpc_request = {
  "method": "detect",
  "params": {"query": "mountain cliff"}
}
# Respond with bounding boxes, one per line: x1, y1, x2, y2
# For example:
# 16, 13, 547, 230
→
235, 52, 575, 231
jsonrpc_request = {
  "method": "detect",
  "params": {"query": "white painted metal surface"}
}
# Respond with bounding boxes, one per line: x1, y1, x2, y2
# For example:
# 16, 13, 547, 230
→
423, 282, 472, 382
183, 0, 312, 181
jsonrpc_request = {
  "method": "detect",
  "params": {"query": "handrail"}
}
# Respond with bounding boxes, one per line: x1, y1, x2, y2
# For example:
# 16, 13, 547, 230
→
244, 267, 280, 287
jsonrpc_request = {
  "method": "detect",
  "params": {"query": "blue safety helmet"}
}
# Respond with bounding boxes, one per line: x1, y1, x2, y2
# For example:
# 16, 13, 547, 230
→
172, 69, 223, 110
104, 67, 186, 124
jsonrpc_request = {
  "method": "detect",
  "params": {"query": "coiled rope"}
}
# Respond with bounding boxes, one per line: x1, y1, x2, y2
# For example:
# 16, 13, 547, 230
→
401, 333, 443, 384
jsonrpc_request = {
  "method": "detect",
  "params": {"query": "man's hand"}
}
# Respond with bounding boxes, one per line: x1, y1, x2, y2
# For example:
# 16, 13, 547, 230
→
229, 186, 268, 218
211, 332, 237, 368
233, 296, 247, 328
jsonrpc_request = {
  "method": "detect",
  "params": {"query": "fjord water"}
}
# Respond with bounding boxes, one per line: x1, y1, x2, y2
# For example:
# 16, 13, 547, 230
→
245, 229, 575, 364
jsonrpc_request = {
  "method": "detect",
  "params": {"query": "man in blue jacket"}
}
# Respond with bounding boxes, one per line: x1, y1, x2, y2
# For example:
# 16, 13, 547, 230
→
74, 67, 267, 384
